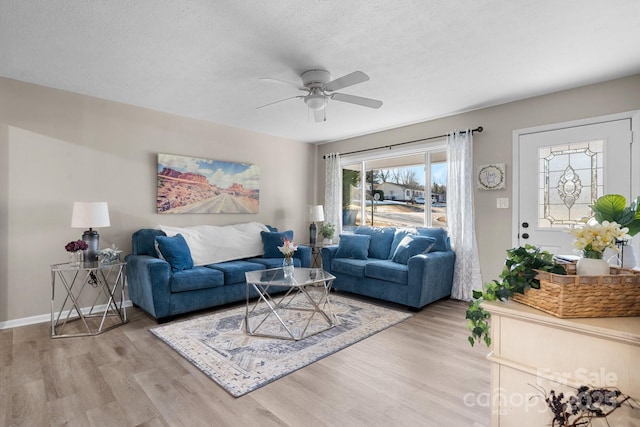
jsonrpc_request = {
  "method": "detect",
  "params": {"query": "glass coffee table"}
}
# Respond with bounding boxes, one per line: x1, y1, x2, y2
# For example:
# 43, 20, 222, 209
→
244, 267, 338, 340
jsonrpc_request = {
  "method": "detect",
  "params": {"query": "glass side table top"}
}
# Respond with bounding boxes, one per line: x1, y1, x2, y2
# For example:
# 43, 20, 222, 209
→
52, 261, 126, 271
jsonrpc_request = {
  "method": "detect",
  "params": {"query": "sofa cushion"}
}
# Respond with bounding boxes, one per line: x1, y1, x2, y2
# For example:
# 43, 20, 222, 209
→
206, 260, 265, 284
132, 229, 167, 256
247, 257, 302, 269
365, 260, 408, 285
155, 234, 194, 272
389, 229, 413, 258
335, 234, 371, 260
354, 226, 396, 259
169, 267, 225, 292
261, 230, 294, 258
416, 227, 451, 252
391, 235, 436, 265
331, 258, 370, 277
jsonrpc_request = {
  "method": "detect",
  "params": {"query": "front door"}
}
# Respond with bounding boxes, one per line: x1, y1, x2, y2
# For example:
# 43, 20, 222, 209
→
516, 118, 633, 255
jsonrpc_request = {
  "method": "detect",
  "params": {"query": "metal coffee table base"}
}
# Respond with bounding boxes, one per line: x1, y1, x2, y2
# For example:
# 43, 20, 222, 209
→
245, 268, 338, 341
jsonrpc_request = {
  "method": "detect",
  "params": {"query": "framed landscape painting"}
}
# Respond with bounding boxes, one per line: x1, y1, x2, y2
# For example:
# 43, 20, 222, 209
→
157, 153, 259, 214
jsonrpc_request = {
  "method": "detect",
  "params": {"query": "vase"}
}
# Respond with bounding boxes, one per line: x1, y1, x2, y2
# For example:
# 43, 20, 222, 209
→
69, 250, 82, 267
282, 256, 294, 280
576, 256, 610, 276
621, 244, 638, 269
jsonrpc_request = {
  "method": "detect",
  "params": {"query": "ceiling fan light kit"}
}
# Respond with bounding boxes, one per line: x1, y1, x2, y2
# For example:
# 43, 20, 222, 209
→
259, 69, 383, 122
304, 89, 328, 111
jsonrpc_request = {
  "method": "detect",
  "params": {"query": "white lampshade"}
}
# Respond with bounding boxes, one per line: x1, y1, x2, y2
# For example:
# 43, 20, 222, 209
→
308, 205, 325, 222
71, 202, 111, 228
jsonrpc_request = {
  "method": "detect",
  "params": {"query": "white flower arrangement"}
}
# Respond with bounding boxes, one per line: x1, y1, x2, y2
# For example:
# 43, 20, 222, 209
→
568, 220, 630, 258
278, 238, 298, 259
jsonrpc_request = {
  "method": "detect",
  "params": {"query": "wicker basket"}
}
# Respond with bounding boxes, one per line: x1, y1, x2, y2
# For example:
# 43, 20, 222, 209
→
511, 264, 640, 318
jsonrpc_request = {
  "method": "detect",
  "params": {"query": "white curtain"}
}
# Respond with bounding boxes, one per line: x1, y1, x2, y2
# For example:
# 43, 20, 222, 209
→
447, 130, 482, 300
324, 153, 342, 233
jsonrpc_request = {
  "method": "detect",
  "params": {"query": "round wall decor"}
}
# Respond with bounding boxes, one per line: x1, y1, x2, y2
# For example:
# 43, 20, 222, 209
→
478, 163, 505, 190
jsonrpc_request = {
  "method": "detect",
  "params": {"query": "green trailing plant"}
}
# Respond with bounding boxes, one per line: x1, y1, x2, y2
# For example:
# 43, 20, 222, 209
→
590, 194, 640, 236
466, 244, 566, 346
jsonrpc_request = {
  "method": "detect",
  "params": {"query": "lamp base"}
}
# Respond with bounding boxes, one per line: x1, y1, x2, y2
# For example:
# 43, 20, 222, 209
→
82, 229, 100, 264
309, 222, 318, 245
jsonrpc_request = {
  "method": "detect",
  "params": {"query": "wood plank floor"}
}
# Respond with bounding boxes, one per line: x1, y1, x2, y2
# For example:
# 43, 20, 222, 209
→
0, 296, 491, 427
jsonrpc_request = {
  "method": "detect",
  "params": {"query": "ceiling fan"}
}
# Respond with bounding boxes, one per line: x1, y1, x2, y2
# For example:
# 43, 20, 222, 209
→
258, 69, 383, 122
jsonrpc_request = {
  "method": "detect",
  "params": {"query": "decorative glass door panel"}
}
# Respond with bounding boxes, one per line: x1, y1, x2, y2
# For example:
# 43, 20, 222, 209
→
538, 141, 603, 228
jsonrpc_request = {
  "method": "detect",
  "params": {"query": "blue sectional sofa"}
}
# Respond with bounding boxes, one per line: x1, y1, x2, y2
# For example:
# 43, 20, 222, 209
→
321, 226, 455, 310
126, 224, 311, 322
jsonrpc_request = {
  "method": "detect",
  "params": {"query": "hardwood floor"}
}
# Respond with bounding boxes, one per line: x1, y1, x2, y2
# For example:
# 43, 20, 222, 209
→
0, 297, 490, 427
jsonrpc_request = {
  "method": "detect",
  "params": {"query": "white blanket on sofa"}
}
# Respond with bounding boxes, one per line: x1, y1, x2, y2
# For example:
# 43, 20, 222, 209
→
158, 222, 270, 266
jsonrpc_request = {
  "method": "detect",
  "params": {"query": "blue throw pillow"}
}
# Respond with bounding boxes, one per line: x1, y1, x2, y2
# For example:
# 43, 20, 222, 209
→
155, 234, 194, 272
354, 226, 396, 259
389, 229, 412, 259
261, 230, 294, 258
391, 235, 436, 265
335, 234, 371, 260
416, 227, 450, 252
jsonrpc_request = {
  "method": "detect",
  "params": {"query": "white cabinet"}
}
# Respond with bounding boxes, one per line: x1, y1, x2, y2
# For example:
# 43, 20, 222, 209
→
484, 300, 640, 426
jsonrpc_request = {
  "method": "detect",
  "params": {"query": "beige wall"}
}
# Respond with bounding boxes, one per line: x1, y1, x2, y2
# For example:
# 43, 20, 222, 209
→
317, 74, 640, 284
2, 75, 639, 324
0, 78, 317, 323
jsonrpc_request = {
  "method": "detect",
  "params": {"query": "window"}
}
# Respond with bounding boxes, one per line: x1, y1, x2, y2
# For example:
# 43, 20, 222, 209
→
341, 144, 447, 231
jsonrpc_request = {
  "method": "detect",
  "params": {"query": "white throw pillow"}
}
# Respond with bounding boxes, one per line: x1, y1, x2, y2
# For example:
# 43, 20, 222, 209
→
158, 222, 269, 266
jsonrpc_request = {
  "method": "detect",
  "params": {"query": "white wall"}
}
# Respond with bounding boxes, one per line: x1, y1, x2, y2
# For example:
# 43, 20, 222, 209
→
317, 74, 640, 285
0, 78, 317, 323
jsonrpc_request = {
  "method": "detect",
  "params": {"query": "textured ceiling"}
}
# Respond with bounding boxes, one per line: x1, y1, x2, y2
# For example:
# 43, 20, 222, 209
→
1, 1, 640, 143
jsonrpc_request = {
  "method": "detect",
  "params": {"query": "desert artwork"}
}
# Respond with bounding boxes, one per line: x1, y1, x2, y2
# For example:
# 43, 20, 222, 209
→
157, 153, 259, 214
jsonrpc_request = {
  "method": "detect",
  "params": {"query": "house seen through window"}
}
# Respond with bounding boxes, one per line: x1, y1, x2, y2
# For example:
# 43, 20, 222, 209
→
341, 151, 447, 231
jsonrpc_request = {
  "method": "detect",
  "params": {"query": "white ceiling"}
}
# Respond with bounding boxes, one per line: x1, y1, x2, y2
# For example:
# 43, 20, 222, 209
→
2, 1, 640, 144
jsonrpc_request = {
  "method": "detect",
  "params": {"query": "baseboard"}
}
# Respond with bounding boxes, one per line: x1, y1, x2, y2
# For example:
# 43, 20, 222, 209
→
0, 300, 133, 331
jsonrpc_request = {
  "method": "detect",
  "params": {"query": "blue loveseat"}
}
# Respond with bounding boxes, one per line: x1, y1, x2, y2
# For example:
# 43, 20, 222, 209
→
321, 226, 455, 310
125, 224, 311, 322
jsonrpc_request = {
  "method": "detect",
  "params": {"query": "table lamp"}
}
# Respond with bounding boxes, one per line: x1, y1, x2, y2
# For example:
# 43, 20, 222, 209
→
308, 205, 324, 245
71, 202, 110, 263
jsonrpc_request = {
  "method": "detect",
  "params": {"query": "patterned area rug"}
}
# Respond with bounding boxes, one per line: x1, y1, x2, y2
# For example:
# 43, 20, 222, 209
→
150, 293, 412, 397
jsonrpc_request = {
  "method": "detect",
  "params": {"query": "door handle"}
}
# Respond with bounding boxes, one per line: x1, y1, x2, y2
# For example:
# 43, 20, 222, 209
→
522, 222, 529, 228
522, 233, 530, 239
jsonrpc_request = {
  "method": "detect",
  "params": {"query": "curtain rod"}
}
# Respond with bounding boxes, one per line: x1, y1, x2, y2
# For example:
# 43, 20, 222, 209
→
323, 126, 483, 159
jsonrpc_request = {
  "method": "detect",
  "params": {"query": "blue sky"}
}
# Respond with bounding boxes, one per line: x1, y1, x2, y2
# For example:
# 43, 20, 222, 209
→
431, 163, 447, 185
158, 153, 259, 189
408, 163, 447, 186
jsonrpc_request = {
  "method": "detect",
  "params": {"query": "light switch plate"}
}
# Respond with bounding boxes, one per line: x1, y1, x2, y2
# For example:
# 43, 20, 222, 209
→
497, 198, 509, 209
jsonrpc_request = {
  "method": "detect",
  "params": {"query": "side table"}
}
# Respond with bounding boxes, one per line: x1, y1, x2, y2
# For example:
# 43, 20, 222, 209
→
309, 243, 324, 268
50, 261, 128, 338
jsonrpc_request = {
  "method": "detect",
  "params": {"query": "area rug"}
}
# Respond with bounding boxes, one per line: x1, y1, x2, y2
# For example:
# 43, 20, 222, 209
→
150, 293, 412, 397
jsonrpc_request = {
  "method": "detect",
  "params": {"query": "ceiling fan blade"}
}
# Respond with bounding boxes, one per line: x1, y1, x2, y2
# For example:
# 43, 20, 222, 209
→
259, 77, 306, 91
325, 71, 369, 92
330, 93, 383, 109
313, 109, 326, 123
256, 95, 303, 109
